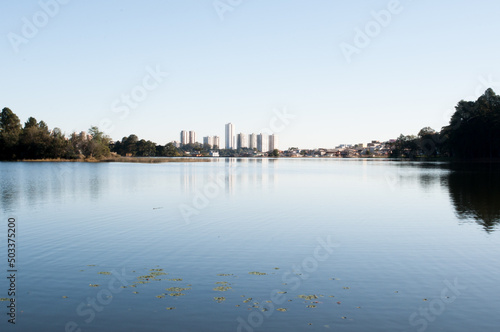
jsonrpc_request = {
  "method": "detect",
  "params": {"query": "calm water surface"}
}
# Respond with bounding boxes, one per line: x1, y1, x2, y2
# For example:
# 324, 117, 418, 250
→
0, 159, 499, 332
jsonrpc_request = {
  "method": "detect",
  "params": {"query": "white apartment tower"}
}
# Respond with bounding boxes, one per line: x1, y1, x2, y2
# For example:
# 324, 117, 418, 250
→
249, 133, 257, 150
257, 134, 269, 153
180, 130, 188, 145
204, 136, 221, 149
225, 123, 235, 149
189, 131, 196, 144
237, 133, 248, 150
268, 134, 278, 151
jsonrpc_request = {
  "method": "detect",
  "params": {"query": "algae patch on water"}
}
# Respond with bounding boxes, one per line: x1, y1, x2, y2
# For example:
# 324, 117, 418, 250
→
213, 286, 232, 292
98, 272, 112, 275
277, 308, 287, 312
166, 287, 191, 292
298, 294, 318, 300
214, 297, 226, 303
248, 272, 266, 275
166, 307, 176, 310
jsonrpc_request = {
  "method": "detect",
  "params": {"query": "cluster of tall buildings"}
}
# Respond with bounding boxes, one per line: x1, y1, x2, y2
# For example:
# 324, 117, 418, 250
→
180, 130, 197, 145
225, 123, 278, 152
179, 123, 278, 152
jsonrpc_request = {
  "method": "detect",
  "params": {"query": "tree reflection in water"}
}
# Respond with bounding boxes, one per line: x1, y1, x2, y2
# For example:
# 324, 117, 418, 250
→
446, 163, 500, 232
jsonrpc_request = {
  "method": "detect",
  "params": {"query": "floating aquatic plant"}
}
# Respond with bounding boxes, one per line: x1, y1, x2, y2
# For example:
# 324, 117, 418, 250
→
214, 297, 226, 303
166, 287, 191, 292
168, 293, 185, 297
248, 272, 266, 275
89, 284, 100, 287
166, 307, 176, 310
213, 286, 232, 292
298, 295, 318, 300
277, 308, 287, 312
98, 272, 111, 275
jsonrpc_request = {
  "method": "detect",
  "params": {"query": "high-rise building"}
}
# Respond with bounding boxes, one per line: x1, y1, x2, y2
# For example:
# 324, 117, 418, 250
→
203, 136, 220, 149
203, 136, 212, 148
237, 133, 248, 150
269, 134, 278, 151
257, 134, 269, 152
189, 131, 196, 144
180, 130, 188, 145
225, 123, 235, 149
249, 133, 257, 150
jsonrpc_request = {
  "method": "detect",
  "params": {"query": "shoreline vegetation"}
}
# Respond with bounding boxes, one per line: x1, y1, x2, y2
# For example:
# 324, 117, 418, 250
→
1, 89, 499, 162
17, 156, 212, 163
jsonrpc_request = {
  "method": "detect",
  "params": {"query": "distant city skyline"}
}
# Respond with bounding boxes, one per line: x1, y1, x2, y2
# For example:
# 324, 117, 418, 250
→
180, 123, 279, 152
2, 1, 499, 149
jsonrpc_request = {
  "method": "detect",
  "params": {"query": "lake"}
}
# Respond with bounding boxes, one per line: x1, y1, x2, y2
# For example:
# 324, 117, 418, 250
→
0, 159, 499, 332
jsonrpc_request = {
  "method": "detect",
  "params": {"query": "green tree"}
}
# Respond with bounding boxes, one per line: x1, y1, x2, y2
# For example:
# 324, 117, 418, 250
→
86, 126, 111, 158
163, 142, 181, 157
0, 107, 22, 160
18, 117, 52, 159
443, 88, 500, 159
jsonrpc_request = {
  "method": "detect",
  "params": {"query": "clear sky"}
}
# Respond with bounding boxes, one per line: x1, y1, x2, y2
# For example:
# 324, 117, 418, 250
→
1, 0, 500, 149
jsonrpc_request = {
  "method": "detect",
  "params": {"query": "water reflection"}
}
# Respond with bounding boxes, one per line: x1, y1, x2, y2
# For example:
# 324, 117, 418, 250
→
383, 161, 500, 232
445, 164, 500, 232
180, 158, 277, 195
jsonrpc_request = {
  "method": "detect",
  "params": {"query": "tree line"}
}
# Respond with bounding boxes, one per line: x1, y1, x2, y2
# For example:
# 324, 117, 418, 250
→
2, 88, 499, 160
388, 88, 500, 159
0, 107, 112, 160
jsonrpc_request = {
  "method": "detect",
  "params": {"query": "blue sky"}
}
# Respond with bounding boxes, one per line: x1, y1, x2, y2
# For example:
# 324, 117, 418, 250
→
1, 0, 500, 149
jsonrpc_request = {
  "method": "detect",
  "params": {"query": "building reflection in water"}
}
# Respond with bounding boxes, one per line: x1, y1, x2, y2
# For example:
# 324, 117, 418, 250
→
180, 158, 277, 196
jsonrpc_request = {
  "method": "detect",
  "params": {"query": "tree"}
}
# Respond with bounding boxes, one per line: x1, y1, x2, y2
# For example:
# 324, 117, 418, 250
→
271, 149, 280, 157
443, 88, 500, 159
18, 118, 52, 159
0, 107, 22, 160
86, 126, 111, 158
164, 143, 181, 157
136, 139, 156, 156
